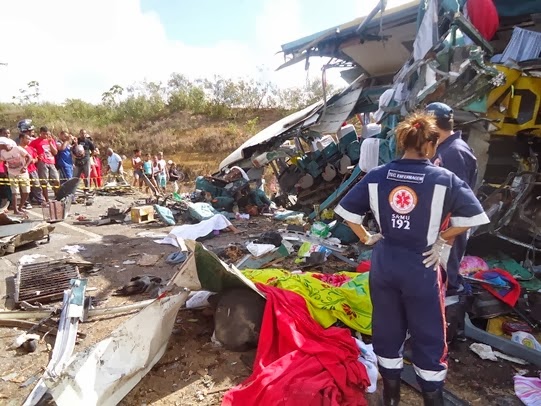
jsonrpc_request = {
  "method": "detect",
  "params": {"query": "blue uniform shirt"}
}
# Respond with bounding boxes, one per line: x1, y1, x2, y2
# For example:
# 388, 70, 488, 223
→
335, 159, 489, 253
432, 131, 477, 189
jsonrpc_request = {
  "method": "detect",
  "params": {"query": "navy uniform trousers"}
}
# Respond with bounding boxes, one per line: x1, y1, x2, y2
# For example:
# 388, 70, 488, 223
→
369, 241, 447, 392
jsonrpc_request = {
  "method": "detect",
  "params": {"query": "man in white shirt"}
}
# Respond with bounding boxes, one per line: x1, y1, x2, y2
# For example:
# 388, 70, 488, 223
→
157, 151, 168, 191
0, 142, 32, 214
106, 148, 127, 184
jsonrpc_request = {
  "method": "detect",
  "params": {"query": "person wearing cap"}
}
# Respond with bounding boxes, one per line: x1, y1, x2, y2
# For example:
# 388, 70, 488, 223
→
425, 102, 479, 344
336, 112, 489, 405
29, 126, 59, 203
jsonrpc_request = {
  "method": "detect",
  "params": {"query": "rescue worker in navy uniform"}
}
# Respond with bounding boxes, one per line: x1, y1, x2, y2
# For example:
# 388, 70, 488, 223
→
335, 112, 489, 405
425, 102, 478, 344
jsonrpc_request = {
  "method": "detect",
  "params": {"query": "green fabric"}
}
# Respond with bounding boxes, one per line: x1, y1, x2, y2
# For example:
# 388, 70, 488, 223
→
194, 244, 246, 292
486, 254, 541, 291
242, 269, 373, 334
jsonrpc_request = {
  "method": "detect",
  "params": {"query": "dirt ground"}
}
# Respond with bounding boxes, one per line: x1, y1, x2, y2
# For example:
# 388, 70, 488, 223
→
0, 193, 530, 405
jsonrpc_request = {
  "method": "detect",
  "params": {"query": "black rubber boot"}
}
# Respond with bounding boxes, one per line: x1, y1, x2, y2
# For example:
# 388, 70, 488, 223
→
422, 389, 444, 406
381, 377, 400, 405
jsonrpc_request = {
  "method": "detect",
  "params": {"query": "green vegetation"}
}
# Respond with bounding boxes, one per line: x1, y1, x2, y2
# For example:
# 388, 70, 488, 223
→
0, 74, 336, 176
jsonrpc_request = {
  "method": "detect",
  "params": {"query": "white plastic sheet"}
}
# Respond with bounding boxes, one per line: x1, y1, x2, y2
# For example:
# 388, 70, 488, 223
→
155, 214, 232, 247
246, 242, 276, 257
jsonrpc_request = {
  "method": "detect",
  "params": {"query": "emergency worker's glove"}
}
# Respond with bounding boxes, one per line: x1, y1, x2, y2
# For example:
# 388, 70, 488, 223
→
364, 233, 383, 246
422, 235, 448, 270
440, 243, 452, 270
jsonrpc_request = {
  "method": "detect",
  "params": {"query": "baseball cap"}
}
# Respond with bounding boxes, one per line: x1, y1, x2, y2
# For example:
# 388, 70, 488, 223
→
425, 102, 453, 120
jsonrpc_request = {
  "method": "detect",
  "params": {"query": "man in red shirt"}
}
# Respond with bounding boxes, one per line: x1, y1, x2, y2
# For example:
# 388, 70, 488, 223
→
29, 126, 59, 202
19, 132, 44, 207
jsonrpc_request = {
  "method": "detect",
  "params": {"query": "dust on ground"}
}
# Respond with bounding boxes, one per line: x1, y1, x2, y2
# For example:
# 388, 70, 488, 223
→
0, 194, 525, 405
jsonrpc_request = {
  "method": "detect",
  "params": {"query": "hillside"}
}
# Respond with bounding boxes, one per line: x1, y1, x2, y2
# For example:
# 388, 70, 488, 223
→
0, 75, 334, 177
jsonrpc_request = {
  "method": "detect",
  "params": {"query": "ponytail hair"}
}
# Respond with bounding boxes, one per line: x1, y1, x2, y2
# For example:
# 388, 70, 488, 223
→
395, 112, 440, 157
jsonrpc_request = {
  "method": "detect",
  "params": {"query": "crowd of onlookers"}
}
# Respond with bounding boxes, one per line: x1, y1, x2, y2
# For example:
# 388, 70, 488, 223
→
131, 149, 184, 195
0, 119, 183, 215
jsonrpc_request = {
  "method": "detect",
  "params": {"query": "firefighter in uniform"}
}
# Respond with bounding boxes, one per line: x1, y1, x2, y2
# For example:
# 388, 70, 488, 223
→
335, 112, 489, 405
425, 102, 479, 343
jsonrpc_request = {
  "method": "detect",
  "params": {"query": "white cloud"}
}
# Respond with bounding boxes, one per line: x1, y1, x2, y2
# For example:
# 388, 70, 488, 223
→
0, 0, 350, 104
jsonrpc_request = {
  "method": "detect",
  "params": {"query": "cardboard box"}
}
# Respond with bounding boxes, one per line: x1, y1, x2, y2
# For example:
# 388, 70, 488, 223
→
131, 206, 155, 223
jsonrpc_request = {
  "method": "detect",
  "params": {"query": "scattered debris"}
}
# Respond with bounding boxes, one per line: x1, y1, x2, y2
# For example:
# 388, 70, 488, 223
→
209, 288, 265, 352
131, 205, 155, 224
15, 260, 81, 305
61, 245, 85, 255
113, 275, 166, 297
493, 351, 528, 366
10, 333, 40, 352
137, 254, 161, 267
512, 332, 541, 352
42, 292, 188, 405
18, 254, 48, 265
186, 291, 215, 309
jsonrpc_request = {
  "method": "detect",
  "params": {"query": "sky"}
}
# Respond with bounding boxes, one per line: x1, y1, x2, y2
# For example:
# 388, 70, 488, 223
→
0, 0, 409, 103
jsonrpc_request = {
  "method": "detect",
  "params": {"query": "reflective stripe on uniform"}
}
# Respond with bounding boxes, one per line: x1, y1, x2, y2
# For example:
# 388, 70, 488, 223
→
334, 204, 364, 225
368, 183, 380, 227
377, 355, 403, 370
413, 364, 447, 382
426, 184, 447, 246
450, 212, 490, 227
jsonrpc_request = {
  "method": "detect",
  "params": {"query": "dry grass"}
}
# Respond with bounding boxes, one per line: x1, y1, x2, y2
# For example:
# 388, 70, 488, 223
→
90, 109, 284, 176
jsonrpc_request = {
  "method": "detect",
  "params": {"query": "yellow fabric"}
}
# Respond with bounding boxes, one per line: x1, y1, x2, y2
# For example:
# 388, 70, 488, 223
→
486, 316, 507, 336
241, 269, 373, 334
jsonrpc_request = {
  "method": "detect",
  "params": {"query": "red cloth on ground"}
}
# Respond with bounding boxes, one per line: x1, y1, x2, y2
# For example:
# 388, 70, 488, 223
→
473, 268, 521, 307
356, 260, 371, 273
466, 0, 499, 41
222, 284, 369, 406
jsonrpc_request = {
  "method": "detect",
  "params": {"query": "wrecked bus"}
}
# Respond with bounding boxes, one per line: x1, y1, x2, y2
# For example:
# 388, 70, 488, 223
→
217, 0, 541, 252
